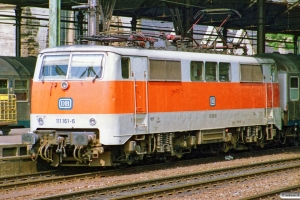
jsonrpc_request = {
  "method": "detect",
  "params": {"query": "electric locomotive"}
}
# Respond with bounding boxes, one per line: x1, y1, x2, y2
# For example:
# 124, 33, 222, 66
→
22, 40, 290, 167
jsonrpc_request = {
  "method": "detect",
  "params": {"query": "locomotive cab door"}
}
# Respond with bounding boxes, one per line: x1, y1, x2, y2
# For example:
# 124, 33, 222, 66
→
130, 57, 148, 133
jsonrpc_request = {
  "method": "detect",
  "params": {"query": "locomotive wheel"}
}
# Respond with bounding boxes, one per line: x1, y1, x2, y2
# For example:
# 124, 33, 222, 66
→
257, 130, 265, 148
279, 130, 287, 145
126, 154, 136, 165
164, 156, 174, 163
223, 143, 230, 152
259, 140, 265, 148
115, 163, 128, 169
50, 154, 59, 167
293, 140, 299, 146
1, 126, 11, 135
231, 134, 237, 148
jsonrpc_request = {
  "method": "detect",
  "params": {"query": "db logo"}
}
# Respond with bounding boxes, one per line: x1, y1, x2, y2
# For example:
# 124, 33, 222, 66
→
58, 98, 73, 110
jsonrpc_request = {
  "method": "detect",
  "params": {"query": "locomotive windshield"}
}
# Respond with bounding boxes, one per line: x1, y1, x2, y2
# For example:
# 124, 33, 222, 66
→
40, 55, 69, 79
39, 54, 104, 80
69, 54, 103, 79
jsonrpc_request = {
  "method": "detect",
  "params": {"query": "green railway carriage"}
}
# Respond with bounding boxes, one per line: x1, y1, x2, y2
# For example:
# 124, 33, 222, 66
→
0, 56, 36, 135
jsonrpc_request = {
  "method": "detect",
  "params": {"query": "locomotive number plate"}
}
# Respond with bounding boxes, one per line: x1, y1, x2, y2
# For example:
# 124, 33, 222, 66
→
56, 119, 75, 124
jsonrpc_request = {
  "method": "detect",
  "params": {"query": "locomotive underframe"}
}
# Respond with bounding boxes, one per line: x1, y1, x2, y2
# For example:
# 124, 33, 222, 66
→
23, 124, 279, 167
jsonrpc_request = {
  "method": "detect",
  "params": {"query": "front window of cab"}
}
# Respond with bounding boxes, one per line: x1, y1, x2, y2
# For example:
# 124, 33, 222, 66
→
39, 54, 104, 80
69, 54, 103, 79
40, 55, 69, 79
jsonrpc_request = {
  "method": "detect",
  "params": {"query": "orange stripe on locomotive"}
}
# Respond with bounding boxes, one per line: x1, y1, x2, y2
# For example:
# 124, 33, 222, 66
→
31, 81, 280, 114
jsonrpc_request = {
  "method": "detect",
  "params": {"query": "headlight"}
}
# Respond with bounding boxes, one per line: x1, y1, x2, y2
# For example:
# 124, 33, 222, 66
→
61, 81, 69, 90
89, 118, 96, 126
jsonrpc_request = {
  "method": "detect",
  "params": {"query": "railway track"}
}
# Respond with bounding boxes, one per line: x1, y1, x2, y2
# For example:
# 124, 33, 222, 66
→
0, 147, 272, 191
0, 167, 121, 191
25, 156, 300, 200
0, 170, 62, 185
0, 147, 299, 199
0, 147, 296, 191
241, 184, 300, 199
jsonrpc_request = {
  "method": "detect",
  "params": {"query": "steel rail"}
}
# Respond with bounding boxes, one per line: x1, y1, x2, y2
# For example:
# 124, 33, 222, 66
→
0, 168, 117, 191
240, 184, 300, 200
95, 163, 300, 200
35, 157, 300, 200
0, 170, 58, 185
1, 151, 293, 191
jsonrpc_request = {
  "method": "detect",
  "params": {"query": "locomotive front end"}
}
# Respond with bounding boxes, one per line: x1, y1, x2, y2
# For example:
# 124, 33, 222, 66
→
22, 47, 113, 167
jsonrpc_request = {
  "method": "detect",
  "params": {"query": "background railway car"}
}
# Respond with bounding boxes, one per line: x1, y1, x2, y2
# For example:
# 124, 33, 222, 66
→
22, 43, 288, 167
256, 53, 300, 145
0, 56, 36, 135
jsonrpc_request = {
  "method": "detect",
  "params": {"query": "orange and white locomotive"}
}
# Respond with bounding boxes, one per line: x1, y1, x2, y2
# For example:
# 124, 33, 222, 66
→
22, 41, 287, 167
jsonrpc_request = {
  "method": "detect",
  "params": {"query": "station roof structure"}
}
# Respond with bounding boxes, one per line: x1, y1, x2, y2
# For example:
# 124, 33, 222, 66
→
0, 0, 299, 35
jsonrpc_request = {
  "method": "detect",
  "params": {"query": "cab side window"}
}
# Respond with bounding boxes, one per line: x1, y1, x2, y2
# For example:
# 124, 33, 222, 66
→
205, 62, 217, 81
121, 57, 130, 79
190, 61, 203, 81
219, 62, 230, 81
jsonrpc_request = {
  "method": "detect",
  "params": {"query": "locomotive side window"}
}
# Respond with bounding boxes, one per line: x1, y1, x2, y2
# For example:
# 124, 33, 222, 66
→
69, 54, 103, 79
190, 61, 203, 81
166, 60, 181, 81
240, 64, 263, 82
15, 80, 28, 101
205, 62, 217, 81
290, 77, 299, 101
149, 59, 181, 81
121, 57, 130, 79
40, 55, 69, 79
0, 80, 7, 94
219, 62, 230, 81
149, 60, 166, 80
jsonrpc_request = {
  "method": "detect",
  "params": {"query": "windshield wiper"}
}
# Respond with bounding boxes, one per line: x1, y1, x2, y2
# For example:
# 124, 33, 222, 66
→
55, 65, 66, 75
93, 58, 104, 82
93, 66, 102, 82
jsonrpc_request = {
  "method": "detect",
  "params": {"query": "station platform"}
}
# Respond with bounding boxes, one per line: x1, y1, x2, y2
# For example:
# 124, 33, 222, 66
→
0, 128, 41, 176
0, 128, 29, 144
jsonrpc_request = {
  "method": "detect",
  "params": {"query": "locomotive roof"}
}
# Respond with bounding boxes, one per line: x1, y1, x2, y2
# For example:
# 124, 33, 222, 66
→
0, 56, 36, 77
40, 45, 263, 64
